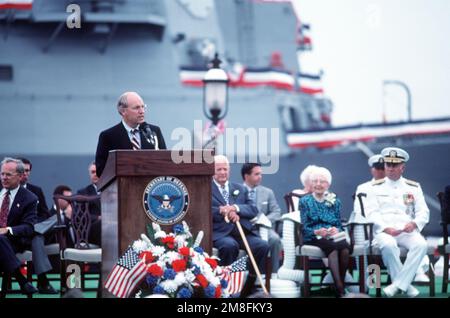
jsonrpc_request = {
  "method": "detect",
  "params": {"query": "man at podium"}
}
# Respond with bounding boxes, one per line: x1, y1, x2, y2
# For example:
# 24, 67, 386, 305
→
95, 91, 167, 177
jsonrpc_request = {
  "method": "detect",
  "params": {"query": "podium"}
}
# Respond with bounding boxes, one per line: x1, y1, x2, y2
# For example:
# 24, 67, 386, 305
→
97, 150, 214, 295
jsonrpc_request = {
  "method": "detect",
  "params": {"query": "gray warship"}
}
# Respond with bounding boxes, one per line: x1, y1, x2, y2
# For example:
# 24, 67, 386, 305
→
1, 0, 449, 237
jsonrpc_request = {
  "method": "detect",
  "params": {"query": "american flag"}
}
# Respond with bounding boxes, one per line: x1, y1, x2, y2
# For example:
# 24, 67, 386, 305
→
104, 247, 147, 298
220, 256, 248, 295
0, 0, 33, 10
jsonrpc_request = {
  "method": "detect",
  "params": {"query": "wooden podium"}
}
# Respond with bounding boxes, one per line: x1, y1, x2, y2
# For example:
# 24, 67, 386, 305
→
97, 150, 214, 296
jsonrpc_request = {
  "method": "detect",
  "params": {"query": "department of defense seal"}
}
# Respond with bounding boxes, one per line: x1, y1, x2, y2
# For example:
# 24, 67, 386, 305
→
143, 176, 189, 225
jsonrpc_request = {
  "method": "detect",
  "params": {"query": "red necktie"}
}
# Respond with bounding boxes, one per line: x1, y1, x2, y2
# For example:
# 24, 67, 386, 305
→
0, 191, 10, 227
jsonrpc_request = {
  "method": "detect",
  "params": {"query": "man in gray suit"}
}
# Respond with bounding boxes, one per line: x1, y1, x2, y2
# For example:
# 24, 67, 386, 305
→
241, 163, 282, 273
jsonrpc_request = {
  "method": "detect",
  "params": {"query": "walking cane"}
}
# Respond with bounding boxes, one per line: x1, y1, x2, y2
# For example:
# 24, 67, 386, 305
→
225, 215, 269, 295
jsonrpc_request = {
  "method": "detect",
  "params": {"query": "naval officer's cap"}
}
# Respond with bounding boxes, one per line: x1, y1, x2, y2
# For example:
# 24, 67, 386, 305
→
381, 147, 409, 163
368, 154, 384, 169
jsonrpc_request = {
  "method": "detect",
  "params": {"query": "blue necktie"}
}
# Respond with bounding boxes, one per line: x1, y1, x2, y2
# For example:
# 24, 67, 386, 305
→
221, 186, 229, 204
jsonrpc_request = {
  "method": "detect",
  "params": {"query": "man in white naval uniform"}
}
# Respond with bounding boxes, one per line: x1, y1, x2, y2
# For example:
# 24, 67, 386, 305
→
354, 154, 386, 215
365, 147, 429, 297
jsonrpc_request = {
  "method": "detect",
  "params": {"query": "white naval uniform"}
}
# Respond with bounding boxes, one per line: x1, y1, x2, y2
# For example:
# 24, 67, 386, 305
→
365, 176, 429, 291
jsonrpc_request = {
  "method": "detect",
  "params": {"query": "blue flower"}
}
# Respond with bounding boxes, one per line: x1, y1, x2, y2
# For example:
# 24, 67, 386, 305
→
146, 275, 159, 286
173, 224, 184, 234
192, 265, 201, 275
204, 284, 216, 298
176, 287, 193, 298
153, 285, 165, 295
220, 279, 228, 289
163, 269, 176, 280
194, 246, 204, 254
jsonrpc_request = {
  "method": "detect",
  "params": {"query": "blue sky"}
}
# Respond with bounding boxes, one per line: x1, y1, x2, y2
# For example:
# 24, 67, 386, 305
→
292, 0, 450, 126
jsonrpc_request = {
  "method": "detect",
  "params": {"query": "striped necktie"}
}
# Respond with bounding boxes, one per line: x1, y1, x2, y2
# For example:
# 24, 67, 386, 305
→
130, 129, 141, 150
221, 186, 229, 204
0, 191, 10, 227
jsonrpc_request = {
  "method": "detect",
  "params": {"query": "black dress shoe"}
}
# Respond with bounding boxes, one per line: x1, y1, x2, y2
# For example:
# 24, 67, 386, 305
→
38, 284, 59, 294
20, 282, 38, 295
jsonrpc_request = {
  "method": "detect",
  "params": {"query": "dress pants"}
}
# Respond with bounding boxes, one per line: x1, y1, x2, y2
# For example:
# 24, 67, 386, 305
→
31, 234, 52, 275
214, 227, 269, 274
268, 229, 282, 273
0, 235, 21, 273
375, 231, 427, 291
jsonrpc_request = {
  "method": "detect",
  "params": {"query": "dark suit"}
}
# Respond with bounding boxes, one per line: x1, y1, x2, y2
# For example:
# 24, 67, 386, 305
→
95, 122, 166, 177
25, 183, 50, 223
76, 184, 101, 246
0, 187, 37, 273
49, 207, 75, 248
212, 182, 269, 273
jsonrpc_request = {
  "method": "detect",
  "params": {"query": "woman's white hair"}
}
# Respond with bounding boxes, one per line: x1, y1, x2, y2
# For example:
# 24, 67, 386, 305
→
299, 165, 319, 186
309, 167, 332, 185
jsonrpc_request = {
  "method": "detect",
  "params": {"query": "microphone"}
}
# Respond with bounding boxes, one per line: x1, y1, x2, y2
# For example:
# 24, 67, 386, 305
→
140, 122, 156, 147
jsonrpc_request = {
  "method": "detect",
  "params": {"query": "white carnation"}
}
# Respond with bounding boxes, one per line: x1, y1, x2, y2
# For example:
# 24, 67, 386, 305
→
175, 235, 188, 248
161, 280, 178, 293
174, 272, 187, 286
204, 270, 218, 285
151, 246, 166, 257
154, 231, 167, 239
132, 240, 148, 253
184, 270, 196, 283
164, 251, 181, 263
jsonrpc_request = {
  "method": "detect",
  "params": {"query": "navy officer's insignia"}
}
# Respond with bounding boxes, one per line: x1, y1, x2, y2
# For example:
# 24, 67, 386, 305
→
143, 176, 189, 225
389, 150, 397, 158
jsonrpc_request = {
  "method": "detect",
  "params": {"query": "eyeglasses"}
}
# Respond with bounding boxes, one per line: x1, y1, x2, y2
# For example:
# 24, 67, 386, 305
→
1, 172, 19, 178
128, 104, 147, 111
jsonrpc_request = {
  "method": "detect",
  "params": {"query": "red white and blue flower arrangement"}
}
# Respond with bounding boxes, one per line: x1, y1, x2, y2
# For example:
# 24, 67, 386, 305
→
131, 221, 231, 298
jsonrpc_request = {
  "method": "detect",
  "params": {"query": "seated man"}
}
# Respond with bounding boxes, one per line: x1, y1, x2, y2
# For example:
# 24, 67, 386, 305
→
77, 162, 101, 246
50, 185, 75, 248
241, 162, 282, 274
365, 147, 429, 297
0, 157, 38, 294
212, 155, 269, 296
16, 157, 58, 294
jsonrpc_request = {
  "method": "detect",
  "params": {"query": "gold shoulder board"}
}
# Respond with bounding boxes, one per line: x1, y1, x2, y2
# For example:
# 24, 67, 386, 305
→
404, 179, 419, 187
372, 179, 385, 186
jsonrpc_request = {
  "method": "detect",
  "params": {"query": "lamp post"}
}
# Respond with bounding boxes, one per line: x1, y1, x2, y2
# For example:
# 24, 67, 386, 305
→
382, 80, 412, 123
203, 53, 229, 126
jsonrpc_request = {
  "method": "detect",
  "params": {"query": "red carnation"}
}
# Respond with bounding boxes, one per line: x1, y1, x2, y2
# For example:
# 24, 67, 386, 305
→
196, 274, 208, 288
161, 236, 175, 249
179, 247, 190, 257
147, 264, 163, 277
172, 259, 187, 272
139, 251, 154, 264
215, 285, 222, 298
205, 258, 218, 270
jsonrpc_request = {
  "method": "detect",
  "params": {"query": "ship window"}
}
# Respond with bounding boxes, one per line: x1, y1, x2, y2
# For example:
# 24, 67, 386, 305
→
0, 65, 13, 81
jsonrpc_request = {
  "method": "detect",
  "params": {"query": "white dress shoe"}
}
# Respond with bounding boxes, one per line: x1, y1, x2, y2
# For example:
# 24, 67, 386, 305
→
414, 273, 430, 283
406, 285, 420, 297
383, 284, 399, 297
